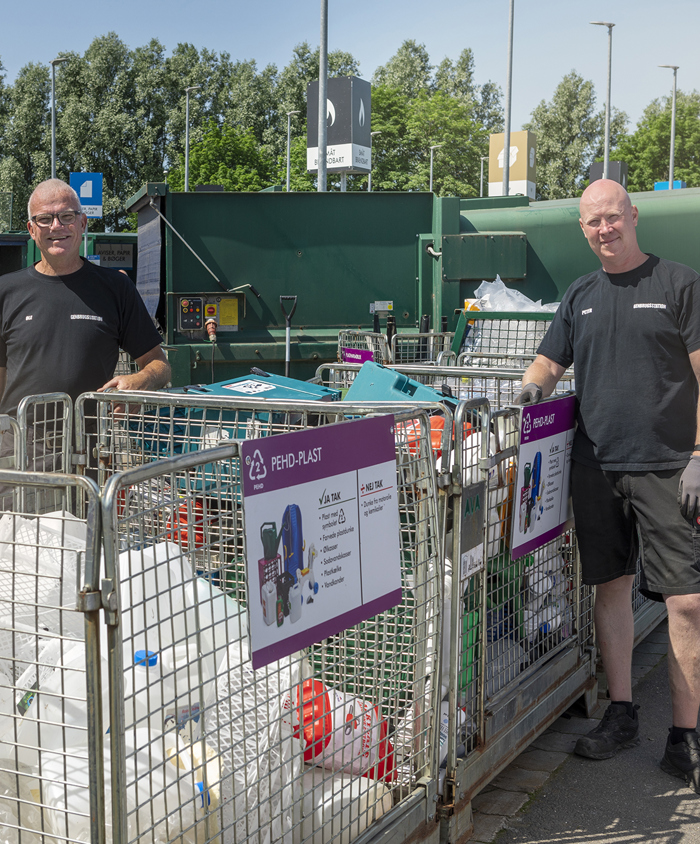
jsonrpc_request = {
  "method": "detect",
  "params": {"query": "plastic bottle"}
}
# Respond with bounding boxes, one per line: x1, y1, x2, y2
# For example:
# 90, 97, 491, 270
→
39, 726, 221, 844
296, 767, 393, 844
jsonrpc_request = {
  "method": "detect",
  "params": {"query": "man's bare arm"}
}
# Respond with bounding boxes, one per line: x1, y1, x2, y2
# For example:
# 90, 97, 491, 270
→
689, 349, 700, 453
98, 346, 171, 393
520, 354, 567, 398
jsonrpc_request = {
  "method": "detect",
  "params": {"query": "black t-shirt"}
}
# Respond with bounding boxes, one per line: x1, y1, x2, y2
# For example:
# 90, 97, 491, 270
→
0, 261, 162, 416
538, 255, 700, 471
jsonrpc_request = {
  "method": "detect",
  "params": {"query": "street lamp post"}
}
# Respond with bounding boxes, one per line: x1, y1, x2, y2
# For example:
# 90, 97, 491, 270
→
50, 56, 69, 179
659, 65, 679, 190
286, 110, 301, 192
502, 0, 515, 196
368, 131, 381, 192
480, 156, 489, 197
184, 85, 201, 192
429, 144, 443, 193
590, 21, 615, 179
318, 0, 329, 192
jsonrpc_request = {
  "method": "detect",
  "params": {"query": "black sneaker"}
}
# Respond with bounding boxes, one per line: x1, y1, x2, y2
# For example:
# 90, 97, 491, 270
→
574, 703, 640, 760
660, 729, 700, 794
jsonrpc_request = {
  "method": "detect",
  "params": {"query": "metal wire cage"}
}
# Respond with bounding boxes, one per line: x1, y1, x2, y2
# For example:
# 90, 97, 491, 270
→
456, 312, 555, 368
337, 331, 391, 365
98, 412, 442, 844
0, 471, 105, 843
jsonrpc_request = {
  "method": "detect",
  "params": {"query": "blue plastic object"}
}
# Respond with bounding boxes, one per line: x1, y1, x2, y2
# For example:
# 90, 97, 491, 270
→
173, 370, 340, 403
343, 361, 454, 404
127, 370, 339, 493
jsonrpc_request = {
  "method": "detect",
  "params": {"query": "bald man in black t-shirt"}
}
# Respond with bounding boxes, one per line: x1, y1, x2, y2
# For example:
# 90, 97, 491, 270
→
516, 179, 700, 793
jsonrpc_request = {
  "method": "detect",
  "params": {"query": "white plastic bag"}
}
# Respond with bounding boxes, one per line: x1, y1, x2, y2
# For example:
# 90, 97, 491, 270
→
473, 276, 558, 313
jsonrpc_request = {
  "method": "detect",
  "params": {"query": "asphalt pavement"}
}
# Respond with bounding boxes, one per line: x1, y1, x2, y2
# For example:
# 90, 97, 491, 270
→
469, 619, 700, 844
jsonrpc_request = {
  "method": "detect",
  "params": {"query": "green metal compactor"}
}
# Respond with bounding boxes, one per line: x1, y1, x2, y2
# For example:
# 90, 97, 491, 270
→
124, 183, 700, 387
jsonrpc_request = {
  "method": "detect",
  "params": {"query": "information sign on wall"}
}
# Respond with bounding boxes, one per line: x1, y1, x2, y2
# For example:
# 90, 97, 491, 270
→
95, 242, 134, 269
69, 172, 103, 218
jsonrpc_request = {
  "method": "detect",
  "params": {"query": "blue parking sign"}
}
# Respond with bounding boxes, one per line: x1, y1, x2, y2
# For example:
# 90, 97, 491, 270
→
69, 172, 103, 219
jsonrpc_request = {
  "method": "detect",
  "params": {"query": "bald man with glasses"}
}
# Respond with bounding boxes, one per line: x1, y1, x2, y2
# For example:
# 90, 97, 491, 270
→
0, 178, 170, 420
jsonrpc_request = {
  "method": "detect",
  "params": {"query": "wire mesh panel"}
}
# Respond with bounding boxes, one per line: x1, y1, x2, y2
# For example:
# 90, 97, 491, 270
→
313, 363, 574, 413
0, 470, 106, 844
100, 412, 442, 844
439, 398, 594, 818
337, 331, 390, 365
391, 334, 455, 366
455, 313, 554, 368
113, 350, 139, 378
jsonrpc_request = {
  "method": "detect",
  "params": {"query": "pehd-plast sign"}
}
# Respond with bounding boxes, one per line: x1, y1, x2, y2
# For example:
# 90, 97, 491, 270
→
510, 395, 576, 559
241, 415, 402, 669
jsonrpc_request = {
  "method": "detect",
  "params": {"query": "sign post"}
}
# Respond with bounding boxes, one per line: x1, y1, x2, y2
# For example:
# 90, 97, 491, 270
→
69, 172, 103, 264
241, 415, 402, 669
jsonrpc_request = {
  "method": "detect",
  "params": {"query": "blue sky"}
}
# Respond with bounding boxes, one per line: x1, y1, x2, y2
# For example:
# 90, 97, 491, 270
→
2, 0, 697, 133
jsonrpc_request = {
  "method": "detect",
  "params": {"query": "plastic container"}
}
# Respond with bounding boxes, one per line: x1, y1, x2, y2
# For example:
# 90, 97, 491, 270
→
297, 767, 393, 844
0, 512, 86, 639
343, 361, 453, 404
39, 727, 221, 844
523, 599, 563, 642
284, 679, 395, 783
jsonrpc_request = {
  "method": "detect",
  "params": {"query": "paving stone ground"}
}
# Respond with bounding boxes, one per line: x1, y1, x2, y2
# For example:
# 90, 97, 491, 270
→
467, 619, 670, 844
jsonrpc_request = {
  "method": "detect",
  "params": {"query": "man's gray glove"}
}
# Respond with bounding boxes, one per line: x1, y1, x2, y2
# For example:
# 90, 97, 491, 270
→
678, 454, 700, 525
514, 383, 543, 406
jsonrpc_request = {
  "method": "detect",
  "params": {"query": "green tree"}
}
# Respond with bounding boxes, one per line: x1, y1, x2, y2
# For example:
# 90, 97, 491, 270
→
168, 121, 274, 191
524, 71, 627, 199
405, 90, 486, 195
612, 91, 700, 191
372, 40, 432, 100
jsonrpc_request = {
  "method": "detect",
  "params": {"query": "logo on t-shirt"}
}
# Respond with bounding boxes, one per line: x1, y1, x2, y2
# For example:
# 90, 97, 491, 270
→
25, 315, 32, 321
582, 308, 592, 315
70, 314, 104, 321
633, 303, 666, 309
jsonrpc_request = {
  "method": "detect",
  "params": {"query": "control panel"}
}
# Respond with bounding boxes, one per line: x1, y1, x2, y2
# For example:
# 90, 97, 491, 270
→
179, 297, 203, 330
177, 295, 240, 335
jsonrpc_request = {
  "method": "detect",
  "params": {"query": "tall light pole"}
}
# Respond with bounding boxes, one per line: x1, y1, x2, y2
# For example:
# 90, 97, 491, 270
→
50, 56, 69, 179
286, 110, 301, 192
590, 21, 615, 179
184, 85, 201, 192
318, 0, 329, 192
502, 0, 515, 196
659, 65, 679, 190
429, 144, 443, 193
480, 155, 489, 197
368, 131, 381, 192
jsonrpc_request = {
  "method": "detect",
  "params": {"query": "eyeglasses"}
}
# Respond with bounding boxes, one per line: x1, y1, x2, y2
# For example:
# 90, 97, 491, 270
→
30, 210, 82, 228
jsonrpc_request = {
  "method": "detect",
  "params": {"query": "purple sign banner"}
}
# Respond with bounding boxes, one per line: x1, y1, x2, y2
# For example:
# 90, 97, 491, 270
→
241, 416, 402, 669
511, 395, 576, 559
341, 347, 375, 364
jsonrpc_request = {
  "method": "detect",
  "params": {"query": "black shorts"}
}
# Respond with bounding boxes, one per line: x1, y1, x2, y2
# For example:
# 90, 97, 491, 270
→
571, 460, 700, 602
